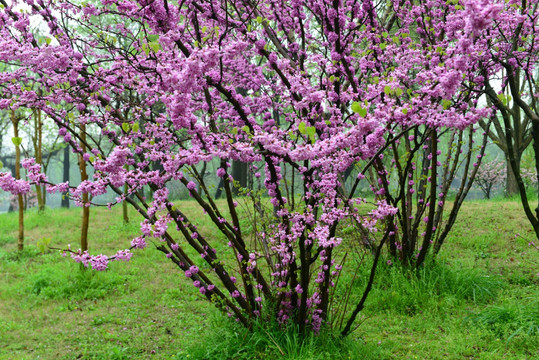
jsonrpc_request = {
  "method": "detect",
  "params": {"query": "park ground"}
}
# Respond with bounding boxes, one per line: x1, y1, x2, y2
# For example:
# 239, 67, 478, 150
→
0, 199, 538, 359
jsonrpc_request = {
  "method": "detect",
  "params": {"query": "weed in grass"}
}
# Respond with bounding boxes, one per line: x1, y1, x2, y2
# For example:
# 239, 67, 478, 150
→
0, 246, 42, 261
468, 299, 539, 340
0, 234, 14, 247
28, 264, 126, 300
356, 260, 503, 316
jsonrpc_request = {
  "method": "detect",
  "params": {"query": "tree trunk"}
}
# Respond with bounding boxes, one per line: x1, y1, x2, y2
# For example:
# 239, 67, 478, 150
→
123, 166, 129, 224
11, 110, 24, 251
232, 161, 247, 195
215, 177, 224, 199
62, 146, 70, 208
505, 154, 520, 196
79, 124, 89, 252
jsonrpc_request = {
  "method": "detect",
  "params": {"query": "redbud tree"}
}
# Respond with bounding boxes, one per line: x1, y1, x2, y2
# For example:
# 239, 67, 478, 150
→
0, 0, 506, 335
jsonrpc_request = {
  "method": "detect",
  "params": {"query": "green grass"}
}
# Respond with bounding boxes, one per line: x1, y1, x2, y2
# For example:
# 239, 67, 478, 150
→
0, 200, 538, 359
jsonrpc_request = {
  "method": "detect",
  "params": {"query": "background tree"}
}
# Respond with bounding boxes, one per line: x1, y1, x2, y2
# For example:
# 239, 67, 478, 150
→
478, 70, 534, 196
475, 157, 506, 199
477, 2, 539, 238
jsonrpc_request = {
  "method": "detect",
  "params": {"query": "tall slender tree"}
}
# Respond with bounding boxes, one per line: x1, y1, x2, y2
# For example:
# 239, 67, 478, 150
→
10, 109, 24, 251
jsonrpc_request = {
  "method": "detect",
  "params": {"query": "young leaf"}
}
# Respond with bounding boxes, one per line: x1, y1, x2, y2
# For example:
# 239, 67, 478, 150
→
351, 101, 362, 113
141, 43, 149, 55
12, 137, 22, 146
298, 121, 307, 134
148, 41, 160, 53
442, 99, 452, 109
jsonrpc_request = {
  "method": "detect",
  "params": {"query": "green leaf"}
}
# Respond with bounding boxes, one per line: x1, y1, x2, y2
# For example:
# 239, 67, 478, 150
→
442, 99, 452, 109
351, 102, 367, 117
11, 137, 22, 146
384, 85, 392, 95
497, 93, 507, 106
132, 123, 140, 132
298, 121, 306, 134
351, 101, 362, 113
306, 126, 316, 137
256, 16, 263, 24
0, 160, 3, 168
379, 42, 387, 50
148, 41, 160, 53
147, 34, 159, 42
395, 87, 403, 97
122, 123, 130, 132
382, 32, 388, 38
141, 43, 149, 55
45, 37, 51, 45
241, 125, 250, 134
402, 108, 408, 115
358, 107, 367, 118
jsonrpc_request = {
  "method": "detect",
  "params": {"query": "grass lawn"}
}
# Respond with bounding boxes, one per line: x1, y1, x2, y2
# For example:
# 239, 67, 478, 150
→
0, 199, 537, 359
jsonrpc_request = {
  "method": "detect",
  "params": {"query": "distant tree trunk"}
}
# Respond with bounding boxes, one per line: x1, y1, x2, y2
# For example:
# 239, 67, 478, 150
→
62, 145, 70, 208
79, 124, 89, 252
197, 162, 207, 194
232, 161, 247, 195
11, 110, 24, 251
215, 177, 224, 199
505, 154, 520, 196
33, 109, 45, 211
123, 165, 129, 224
